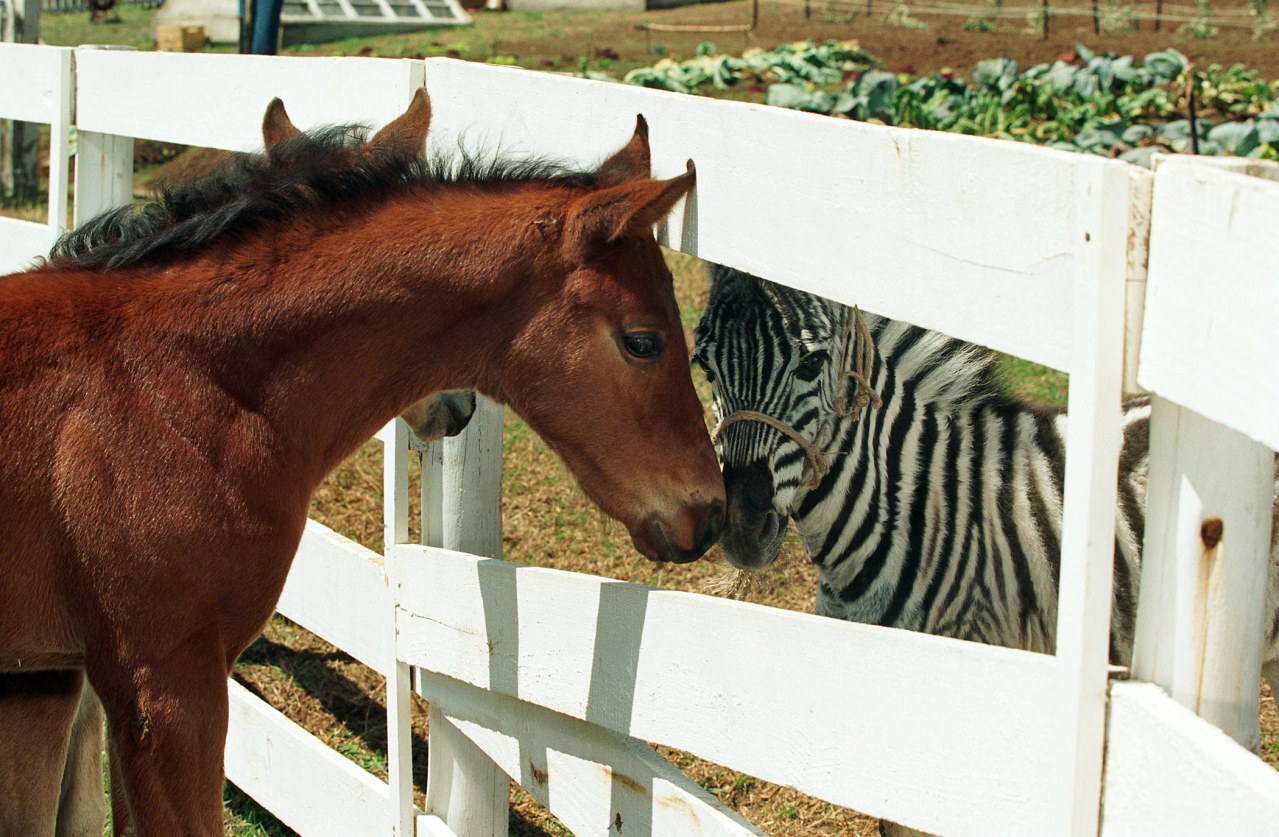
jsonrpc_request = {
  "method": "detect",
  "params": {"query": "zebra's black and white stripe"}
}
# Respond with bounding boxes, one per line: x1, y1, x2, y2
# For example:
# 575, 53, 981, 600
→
694, 265, 1279, 681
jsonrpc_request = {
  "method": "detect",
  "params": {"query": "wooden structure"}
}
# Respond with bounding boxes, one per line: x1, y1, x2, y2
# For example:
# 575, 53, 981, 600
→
0, 43, 70, 273
155, 22, 205, 49
1, 44, 1277, 835
150, 0, 469, 48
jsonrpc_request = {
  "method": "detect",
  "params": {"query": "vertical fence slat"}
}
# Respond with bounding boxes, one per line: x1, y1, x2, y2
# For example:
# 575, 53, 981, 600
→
417, 394, 507, 834
1052, 162, 1130, 836
423, 702, 508, 837
72, 131, 134, 225
1121, 168, 1153, 393
387, 660, 417, 835
1131, 398, 1273, 750
440, 395, 503, 559
1131, 160, 1279, 752
380, 419, 415, 833
44, 47, 71, 238
383, 418, 410, 550
421, 439, 444, 548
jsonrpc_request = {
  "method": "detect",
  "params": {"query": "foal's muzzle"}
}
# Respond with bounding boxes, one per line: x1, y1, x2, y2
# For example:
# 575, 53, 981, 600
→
634, 499, 725, 564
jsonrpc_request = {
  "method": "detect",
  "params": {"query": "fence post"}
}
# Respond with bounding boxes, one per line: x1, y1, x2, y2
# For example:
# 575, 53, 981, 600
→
46, 47, 72, 239
74, 131, 134, 224
381, 418, 417, 836
440, 395, 503, 560
421, 394, 507, 835
1, 0, 40, 203
1128, 156, 1278, 752
1052, 163, 1129, 836
73, 48, 139, 226
1131, 399, 1273, 751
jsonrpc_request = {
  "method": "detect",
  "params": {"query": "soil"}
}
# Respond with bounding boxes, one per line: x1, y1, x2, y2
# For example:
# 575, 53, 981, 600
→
281, 0, 1279, 88
17, 7, 1279, 833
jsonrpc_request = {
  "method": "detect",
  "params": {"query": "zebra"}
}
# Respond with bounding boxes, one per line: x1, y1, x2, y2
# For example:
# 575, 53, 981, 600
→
693, 264, 1279, 693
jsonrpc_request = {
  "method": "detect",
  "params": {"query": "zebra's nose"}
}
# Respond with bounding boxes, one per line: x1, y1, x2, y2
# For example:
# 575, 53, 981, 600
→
720, 458, 786, 570
723, 459, 774, 517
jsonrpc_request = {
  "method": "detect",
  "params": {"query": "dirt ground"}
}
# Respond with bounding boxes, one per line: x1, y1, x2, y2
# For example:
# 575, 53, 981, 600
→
228, 254, 1279, 837
17, 6, 1279, 833
276, 0, 1279, 84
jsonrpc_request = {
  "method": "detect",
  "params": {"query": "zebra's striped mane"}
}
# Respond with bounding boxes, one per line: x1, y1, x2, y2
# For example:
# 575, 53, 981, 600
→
702, 266, 1018, 417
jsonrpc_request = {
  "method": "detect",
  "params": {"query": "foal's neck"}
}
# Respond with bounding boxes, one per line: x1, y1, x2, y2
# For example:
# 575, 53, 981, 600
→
152, 187, 552, 487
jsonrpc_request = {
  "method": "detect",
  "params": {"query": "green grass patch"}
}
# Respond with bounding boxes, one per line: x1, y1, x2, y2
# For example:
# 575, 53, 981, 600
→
39, 5, 157, 49
997, 354, 1070, 409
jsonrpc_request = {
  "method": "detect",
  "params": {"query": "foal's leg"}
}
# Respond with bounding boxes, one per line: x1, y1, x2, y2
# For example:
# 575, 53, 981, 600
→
0, 670, 83, 835
55, 684, 107, 837
97, 651, 230, 836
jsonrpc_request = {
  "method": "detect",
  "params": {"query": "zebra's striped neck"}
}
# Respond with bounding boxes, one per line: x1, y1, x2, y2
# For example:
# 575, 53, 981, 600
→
793, 312, 1052, 628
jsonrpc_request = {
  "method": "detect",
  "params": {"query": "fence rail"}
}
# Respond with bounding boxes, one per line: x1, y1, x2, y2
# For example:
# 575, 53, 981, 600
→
772, 0, 1276, 32
1, 43, 1277, 836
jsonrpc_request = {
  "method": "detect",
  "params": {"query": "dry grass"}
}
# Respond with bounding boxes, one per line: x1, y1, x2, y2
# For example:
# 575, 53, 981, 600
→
224, 252, 880, 836
227, 250, 1279, 836
15, 9, 1276, 830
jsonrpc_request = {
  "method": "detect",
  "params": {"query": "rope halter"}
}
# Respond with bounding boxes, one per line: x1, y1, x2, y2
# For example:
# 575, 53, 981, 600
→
709, 306, 880, 491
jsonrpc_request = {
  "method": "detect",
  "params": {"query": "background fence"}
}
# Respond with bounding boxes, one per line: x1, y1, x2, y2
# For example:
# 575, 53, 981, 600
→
1, 43, 1278, 836
771, 0, 1276, 36
40, 0, 161, 14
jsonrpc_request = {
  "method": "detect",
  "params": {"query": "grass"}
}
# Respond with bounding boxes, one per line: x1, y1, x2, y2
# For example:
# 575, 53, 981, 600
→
233, 249, 1231, 837
39, 5, 158, 50
16, 6, 1279, 833
998, 354, 1069, 408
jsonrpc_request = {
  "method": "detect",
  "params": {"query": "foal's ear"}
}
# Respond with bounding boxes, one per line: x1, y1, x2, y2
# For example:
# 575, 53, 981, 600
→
567, 160, 696, 248
595, 115, 651, 187
366, 87, 432, 159
262, 98, 302, 156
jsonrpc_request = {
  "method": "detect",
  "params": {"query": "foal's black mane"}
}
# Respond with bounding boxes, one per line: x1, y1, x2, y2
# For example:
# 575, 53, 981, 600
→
51, 123, 597, 272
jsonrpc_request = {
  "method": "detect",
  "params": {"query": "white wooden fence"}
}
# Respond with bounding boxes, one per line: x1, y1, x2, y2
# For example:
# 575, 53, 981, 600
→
0, 42, 68, 274
1, 44, 1277, 836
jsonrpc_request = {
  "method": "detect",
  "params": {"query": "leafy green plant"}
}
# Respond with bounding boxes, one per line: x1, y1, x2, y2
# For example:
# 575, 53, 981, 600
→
1250, 0, 1278, 39
884, 0, 930, 28
622, 39, 876, 95
624, 42, 1279, 162
963, 0, 1003, 32
1178, 0, 1220, 38
1099, 0, 1137, 33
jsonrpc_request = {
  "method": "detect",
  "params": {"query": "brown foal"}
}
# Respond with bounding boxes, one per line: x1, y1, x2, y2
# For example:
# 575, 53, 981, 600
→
0, 89, 723, 834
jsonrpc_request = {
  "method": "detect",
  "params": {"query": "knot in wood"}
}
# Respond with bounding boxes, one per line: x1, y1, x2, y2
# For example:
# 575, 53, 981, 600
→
1200, 517, 1223, 551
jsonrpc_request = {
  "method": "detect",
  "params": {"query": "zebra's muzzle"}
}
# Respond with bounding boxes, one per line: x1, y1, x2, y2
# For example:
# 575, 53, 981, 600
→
720, 459, 788, 570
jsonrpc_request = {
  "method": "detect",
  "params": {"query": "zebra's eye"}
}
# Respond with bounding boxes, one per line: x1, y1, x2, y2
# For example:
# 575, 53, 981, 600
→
691, 354, 716, 384
795, 350, 828, 382
622, 331, 665, 361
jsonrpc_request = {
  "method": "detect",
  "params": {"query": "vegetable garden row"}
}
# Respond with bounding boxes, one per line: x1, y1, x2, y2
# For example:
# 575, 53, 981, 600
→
619, 40, 1279, 162
3, 41, 1279, 835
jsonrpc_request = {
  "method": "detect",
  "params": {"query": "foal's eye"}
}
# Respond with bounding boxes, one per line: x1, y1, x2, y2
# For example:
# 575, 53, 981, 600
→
622, 332, 665, 360
795, 350, 828, 382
